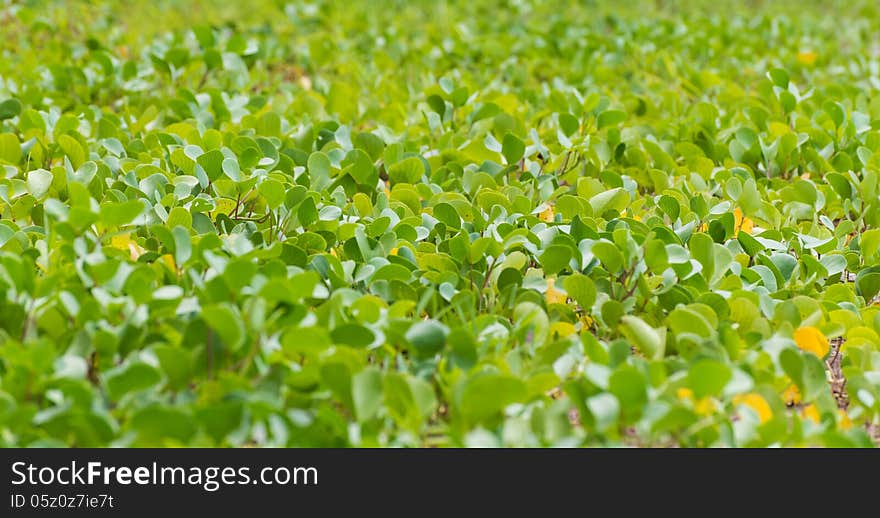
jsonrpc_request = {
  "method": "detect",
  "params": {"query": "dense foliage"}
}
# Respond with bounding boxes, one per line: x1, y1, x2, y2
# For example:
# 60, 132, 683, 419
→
1, 0, 879, 447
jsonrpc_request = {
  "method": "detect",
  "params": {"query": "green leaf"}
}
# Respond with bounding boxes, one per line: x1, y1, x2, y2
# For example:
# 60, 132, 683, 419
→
0, 133, 21, 164
687, 359, 732, 398
0, 99, 22, 120
26, 169, 53, 199
801, 353, 830, 400
823, 100, 846, 128
644, 238, 669, 273
619, 315, 663, 360
589, 188, 628, 216
298, 196, 318, 227
202, 303, 246, 350
346, 149, 375, 185
658, 195, 680, 221
331, 323, 375, 348
667, 307, 713, 338
321, 361, 354, 410
307, 151, 332, 190
282, 326, 330, 356
352, 367, 383, 422
608, 365, 647, 422
448, 328, 477, 370
563, 273, 596, 310
388, 156, 424, 185
689, 232, 715, 280
768, 67, 789, 88
597, 109, 626, 129
166, 206, 192, 230
591, 240, 625, 273
105, 362, 161, 400
514, 301, 550, 347
540, 244, 572, 275
172, 225, 192, 265
501, 133, 525, 164
100, 200, 144, 227
130, 406, 196, 442
57, 134, 86, 169
405, 320, 448, 357
856, 267, 880, 301
154, 345, 192, 391
433, 202, 461, 230
457, 373, 527, 423
601, 299, 625, 327
780, 347, 804, 388
737, 231, 764, 256
197, 149, 225, 181
258, 179, 285, 209
221, 158, 242, 181
196, 401, 243, 443
70, 161, 98, 185
426, 94, 446, 117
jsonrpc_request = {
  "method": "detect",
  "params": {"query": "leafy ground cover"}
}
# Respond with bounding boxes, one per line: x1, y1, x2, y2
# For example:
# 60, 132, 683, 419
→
1, 0, 880, 447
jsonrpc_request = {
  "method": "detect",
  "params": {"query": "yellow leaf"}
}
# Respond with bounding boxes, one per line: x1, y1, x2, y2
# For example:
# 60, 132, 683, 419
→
838, 410, 852, 431
768, 121, 792, 137
110, 233, 131, 250
550, 322, 576, 337
110, 233, 145, 261
734, 207, 754, 234
801, 404, 820, 424
782, 384, 801, 405
796, 50, 817, 66
159, 254, 176, 272
676, 388, 694, 401
578, 314, 594, 329
694, 397, 716, 417
677, 388, 714, 415
794, 326, 830, 357
733, 393, 773, 424
213, 198, 237, 216
539, 205, 555, 222
545, 277, 567, 305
